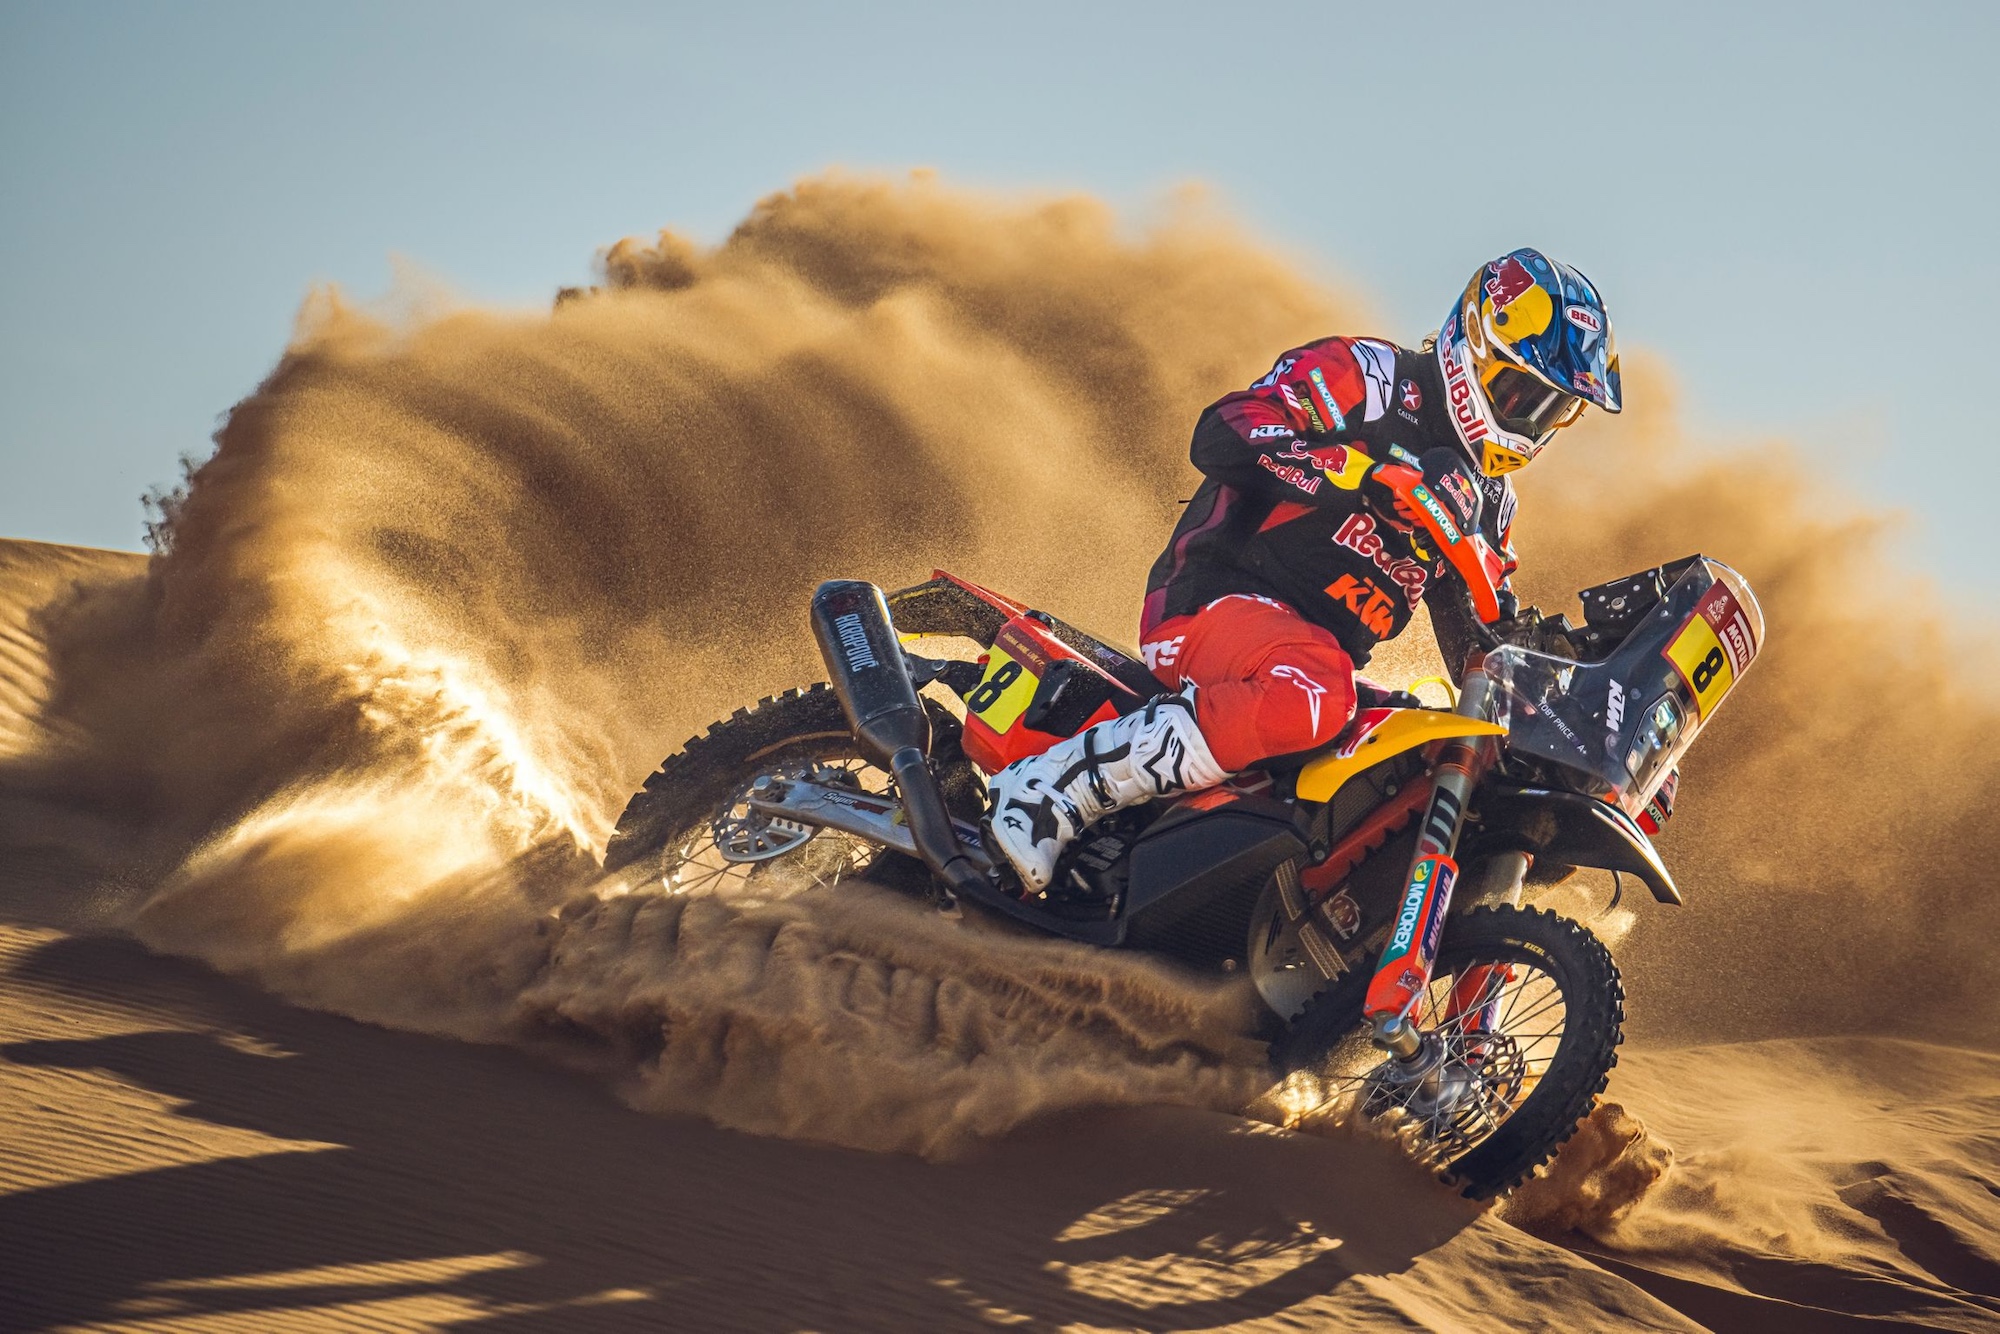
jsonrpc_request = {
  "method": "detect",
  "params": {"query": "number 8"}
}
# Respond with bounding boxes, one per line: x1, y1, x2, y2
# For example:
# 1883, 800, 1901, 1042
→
1690, 646, 1725, 692
967, 660, 1023, 714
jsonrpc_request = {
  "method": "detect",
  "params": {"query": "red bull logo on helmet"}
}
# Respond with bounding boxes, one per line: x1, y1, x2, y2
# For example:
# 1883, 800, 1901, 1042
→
1440, 335, 1489, 445
1483, 255, 1537, 312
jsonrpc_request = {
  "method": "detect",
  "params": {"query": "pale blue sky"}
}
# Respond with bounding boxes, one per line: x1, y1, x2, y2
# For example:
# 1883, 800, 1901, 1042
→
3, 1, 1994, 599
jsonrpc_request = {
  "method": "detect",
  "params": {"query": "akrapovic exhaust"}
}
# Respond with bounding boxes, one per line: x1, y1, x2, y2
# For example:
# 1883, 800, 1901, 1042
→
810, 579, 991, 897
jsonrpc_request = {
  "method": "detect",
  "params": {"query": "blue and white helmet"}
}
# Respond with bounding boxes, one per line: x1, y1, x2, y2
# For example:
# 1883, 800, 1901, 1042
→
1435, 248, 1621, 477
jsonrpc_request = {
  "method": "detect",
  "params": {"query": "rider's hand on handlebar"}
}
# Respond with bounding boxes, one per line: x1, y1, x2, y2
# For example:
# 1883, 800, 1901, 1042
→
1363, 450, 1486, 538
1416, 448, 1485, 532
1361, 466, 1423, 533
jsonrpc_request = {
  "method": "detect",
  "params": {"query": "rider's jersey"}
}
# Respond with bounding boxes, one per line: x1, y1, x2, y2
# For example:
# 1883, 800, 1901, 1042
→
1142, 335, 1519, 666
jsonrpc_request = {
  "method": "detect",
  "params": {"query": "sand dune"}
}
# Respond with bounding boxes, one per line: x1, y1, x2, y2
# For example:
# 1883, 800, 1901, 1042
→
5, 875, 1991, 1330
1575, 1039, 2000, 1331
1, 546, 1993, 1332
0, 921, 1704, 1333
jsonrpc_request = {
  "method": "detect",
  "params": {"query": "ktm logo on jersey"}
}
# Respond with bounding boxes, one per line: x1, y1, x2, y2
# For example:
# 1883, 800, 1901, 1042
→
1325, 573, 1398, 638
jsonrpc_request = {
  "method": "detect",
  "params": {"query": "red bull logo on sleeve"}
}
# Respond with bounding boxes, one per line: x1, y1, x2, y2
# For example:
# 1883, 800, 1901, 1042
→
1258, 455, 1323, 495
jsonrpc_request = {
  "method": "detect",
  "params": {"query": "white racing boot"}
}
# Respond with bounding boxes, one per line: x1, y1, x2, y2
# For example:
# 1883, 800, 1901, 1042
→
986, 691, 1230, 893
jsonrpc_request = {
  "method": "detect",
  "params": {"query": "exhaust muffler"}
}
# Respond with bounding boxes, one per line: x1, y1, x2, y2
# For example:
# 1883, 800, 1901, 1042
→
810, 580, 991, 898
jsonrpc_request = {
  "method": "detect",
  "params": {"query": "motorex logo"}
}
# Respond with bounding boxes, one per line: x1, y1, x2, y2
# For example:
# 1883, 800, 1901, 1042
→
1409, 485, 1462, 544
1391, 860, 1433, 952
1308, 366, 1348, 432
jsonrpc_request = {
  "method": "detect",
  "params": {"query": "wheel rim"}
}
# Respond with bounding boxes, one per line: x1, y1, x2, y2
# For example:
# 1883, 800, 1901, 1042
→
654, 749, 895, 903
1281, 953, 1569, 1168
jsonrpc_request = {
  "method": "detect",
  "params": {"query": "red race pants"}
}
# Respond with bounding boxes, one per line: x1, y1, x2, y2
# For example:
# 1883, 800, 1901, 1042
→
1139, 595, 1357, 772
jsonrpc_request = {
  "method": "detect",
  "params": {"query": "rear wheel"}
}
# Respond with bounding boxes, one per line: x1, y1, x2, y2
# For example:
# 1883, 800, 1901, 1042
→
1269, 905, 1622, 1199
603, 685, 967, 904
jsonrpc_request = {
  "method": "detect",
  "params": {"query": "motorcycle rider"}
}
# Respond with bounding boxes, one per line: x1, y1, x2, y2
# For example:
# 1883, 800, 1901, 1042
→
988, 248, 1624, 892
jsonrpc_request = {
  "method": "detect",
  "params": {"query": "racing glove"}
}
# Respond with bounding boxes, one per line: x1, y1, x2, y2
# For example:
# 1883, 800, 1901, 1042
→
1360, 469, 1422, 532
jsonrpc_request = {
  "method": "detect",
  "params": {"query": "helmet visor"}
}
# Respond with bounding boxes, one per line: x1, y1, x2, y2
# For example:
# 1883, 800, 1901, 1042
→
1483, 364, 1584, 442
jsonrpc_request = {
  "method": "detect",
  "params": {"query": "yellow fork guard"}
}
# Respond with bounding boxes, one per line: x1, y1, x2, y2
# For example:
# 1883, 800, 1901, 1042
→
1295, 710, 1508, 803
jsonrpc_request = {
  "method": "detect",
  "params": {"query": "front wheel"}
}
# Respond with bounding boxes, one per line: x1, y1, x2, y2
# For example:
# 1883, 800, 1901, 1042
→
1269, 905, 1623, 1199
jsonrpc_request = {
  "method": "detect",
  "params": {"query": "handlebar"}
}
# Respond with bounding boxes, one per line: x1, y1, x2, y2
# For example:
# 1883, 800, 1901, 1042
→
1463, 585, 1506, 651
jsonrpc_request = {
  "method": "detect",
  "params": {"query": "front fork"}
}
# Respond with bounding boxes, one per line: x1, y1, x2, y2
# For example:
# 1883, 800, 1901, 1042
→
1364, 665, 1498, 1058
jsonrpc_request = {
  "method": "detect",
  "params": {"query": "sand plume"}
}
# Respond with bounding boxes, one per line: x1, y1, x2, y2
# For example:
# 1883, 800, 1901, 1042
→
519, 882, 1267, 1157
0, 173, 1993, 1189
10, 176, 1359, 1149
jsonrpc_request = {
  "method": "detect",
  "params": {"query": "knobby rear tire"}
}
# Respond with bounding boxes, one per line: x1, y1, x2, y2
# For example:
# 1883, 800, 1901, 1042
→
605, 685, 853, 876
603, 684, 972, 897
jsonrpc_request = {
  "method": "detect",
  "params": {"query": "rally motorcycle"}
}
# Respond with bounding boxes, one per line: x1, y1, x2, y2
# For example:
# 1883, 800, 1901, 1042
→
603, 465, 1763, 1198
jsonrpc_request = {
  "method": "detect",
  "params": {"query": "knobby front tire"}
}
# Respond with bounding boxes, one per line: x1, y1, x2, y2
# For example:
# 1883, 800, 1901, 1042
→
1270, 905, 1624, 1199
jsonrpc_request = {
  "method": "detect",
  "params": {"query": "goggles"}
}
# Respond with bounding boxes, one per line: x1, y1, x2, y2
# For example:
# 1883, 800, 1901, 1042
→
1480, 362, 1587, 444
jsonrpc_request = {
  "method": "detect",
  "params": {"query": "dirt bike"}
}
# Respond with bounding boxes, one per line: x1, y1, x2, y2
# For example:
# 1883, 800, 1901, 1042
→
604, 467, 1763, 1197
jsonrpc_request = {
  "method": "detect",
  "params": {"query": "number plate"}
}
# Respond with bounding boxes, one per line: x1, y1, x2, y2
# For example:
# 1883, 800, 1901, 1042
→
966, 644, 1040, 734
1662, 581, 1758, 718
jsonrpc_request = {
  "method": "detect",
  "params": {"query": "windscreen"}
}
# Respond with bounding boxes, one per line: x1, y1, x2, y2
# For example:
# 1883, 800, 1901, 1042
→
1487, 558, 1763, 815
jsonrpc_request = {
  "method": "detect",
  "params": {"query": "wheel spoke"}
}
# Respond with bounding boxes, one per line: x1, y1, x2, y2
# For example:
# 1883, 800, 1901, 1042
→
1291, 954, 1571, 1167
650, 746, 897, 904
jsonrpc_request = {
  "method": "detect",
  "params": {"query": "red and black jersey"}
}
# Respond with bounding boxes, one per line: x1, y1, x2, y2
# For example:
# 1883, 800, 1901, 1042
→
1142, 335, 1519, 666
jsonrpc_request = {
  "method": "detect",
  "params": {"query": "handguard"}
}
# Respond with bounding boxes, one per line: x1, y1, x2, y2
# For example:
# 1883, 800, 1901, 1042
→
1368, 463, 1508, 625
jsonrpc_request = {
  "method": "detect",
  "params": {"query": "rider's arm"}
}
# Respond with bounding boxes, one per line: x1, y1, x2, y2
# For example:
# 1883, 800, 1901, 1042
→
1422, 473, 1522, 679
1186, 338, 1374, 502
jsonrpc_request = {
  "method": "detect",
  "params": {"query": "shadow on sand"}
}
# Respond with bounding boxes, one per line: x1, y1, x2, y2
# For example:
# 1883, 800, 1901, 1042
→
0, 934, 1478, 1332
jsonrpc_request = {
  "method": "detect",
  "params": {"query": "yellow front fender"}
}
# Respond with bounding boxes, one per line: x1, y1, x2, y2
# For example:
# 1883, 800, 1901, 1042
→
1295, 710, 1507, 803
